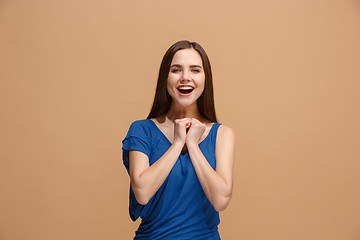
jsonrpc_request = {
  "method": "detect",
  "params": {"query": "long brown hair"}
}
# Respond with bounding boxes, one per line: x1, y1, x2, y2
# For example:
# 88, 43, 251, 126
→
147, 40, 217, 122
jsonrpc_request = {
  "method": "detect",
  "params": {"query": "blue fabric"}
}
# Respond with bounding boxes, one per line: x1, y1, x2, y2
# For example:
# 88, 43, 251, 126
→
122, 119, 221, 240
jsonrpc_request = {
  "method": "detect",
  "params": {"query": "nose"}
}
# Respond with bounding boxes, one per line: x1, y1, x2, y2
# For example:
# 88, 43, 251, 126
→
180, 70, 191, 82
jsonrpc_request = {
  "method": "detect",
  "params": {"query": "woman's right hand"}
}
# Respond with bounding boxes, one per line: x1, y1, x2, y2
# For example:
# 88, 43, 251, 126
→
129, 118, 192, 205
173, 118, 191, 146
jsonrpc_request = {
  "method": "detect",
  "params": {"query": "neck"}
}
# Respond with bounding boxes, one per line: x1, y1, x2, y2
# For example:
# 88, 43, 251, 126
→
166, 102, 203, 122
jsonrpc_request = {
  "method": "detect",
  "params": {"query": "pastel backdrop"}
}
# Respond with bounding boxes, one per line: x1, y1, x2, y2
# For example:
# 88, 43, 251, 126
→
1, 0, 359, 239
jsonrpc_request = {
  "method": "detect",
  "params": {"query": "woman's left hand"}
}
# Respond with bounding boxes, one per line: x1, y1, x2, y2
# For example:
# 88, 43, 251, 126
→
186, 118, 206, 146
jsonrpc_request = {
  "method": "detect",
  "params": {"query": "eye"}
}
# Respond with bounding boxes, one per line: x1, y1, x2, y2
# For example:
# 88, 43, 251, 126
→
192, 68, 201, 73
171, 68, 180, 73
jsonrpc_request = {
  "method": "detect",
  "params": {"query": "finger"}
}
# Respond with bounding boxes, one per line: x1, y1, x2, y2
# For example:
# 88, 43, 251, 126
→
175, 120, 192, 133
190, 118, 202, 126
178, 119, 190, 131
176, 118, 191, 124
193, 118, 202, 124
175, 118, 188, 126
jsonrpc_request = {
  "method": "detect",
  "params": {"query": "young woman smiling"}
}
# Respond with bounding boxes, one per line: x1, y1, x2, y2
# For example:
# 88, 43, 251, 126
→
122, 40, 235, 240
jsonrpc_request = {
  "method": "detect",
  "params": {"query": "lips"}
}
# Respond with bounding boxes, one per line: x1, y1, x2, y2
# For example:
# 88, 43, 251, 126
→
177, 85, 194, 96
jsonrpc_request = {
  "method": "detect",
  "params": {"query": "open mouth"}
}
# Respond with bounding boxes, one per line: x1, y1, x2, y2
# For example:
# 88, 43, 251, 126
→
177, 86, 194, 95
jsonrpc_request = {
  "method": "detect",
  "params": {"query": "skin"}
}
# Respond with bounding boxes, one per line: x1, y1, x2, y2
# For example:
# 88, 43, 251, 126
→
129, 48, 235, 211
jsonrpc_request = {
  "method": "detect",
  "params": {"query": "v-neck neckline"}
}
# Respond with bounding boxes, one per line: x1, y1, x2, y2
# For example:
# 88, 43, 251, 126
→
148, 119, 215, 146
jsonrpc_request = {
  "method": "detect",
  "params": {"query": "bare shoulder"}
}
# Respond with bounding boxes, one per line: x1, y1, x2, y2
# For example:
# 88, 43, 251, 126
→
215, 124, 235, 170
217, 124, 235, 142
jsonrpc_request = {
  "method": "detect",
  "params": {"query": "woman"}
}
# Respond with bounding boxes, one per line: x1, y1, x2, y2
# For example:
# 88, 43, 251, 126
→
122, 40, 235, 239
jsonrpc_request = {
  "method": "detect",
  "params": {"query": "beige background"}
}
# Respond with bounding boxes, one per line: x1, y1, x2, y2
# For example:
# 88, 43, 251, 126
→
1, 0, 360, 239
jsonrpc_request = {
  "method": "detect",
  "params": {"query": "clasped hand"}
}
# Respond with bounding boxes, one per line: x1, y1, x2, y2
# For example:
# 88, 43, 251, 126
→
173, 118, 206, 146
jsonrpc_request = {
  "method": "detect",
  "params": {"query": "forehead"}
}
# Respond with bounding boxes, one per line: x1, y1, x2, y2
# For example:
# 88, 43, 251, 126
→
171, 48, 203, 66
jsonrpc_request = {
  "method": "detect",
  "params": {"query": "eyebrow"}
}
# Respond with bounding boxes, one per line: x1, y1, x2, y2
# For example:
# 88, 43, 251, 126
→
170, 64, 203, 68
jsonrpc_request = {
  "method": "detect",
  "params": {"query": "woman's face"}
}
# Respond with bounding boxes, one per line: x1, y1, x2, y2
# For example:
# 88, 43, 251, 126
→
167, 48, 205, 108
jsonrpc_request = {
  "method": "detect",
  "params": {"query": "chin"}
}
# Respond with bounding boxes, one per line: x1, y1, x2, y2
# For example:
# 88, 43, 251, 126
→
174, 98, 198, 108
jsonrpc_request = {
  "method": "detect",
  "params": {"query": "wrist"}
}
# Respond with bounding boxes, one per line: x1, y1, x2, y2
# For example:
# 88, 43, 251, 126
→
185, 140, 198, 148
173, 139, 185, 148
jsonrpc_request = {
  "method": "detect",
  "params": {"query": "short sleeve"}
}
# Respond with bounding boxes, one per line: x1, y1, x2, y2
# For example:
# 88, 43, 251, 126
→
122, 120, 151, 173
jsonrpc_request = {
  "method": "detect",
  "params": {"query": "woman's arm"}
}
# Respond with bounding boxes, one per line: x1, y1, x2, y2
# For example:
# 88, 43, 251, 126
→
186, 119, 235, 211
129, 118, 191, 205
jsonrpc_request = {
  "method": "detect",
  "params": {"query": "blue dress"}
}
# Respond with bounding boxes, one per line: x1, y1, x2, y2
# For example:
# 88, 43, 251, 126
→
122, 119, 221, 240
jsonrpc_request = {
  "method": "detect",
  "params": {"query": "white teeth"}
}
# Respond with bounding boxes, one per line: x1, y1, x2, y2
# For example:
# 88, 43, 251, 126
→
178, 86, 193, 90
